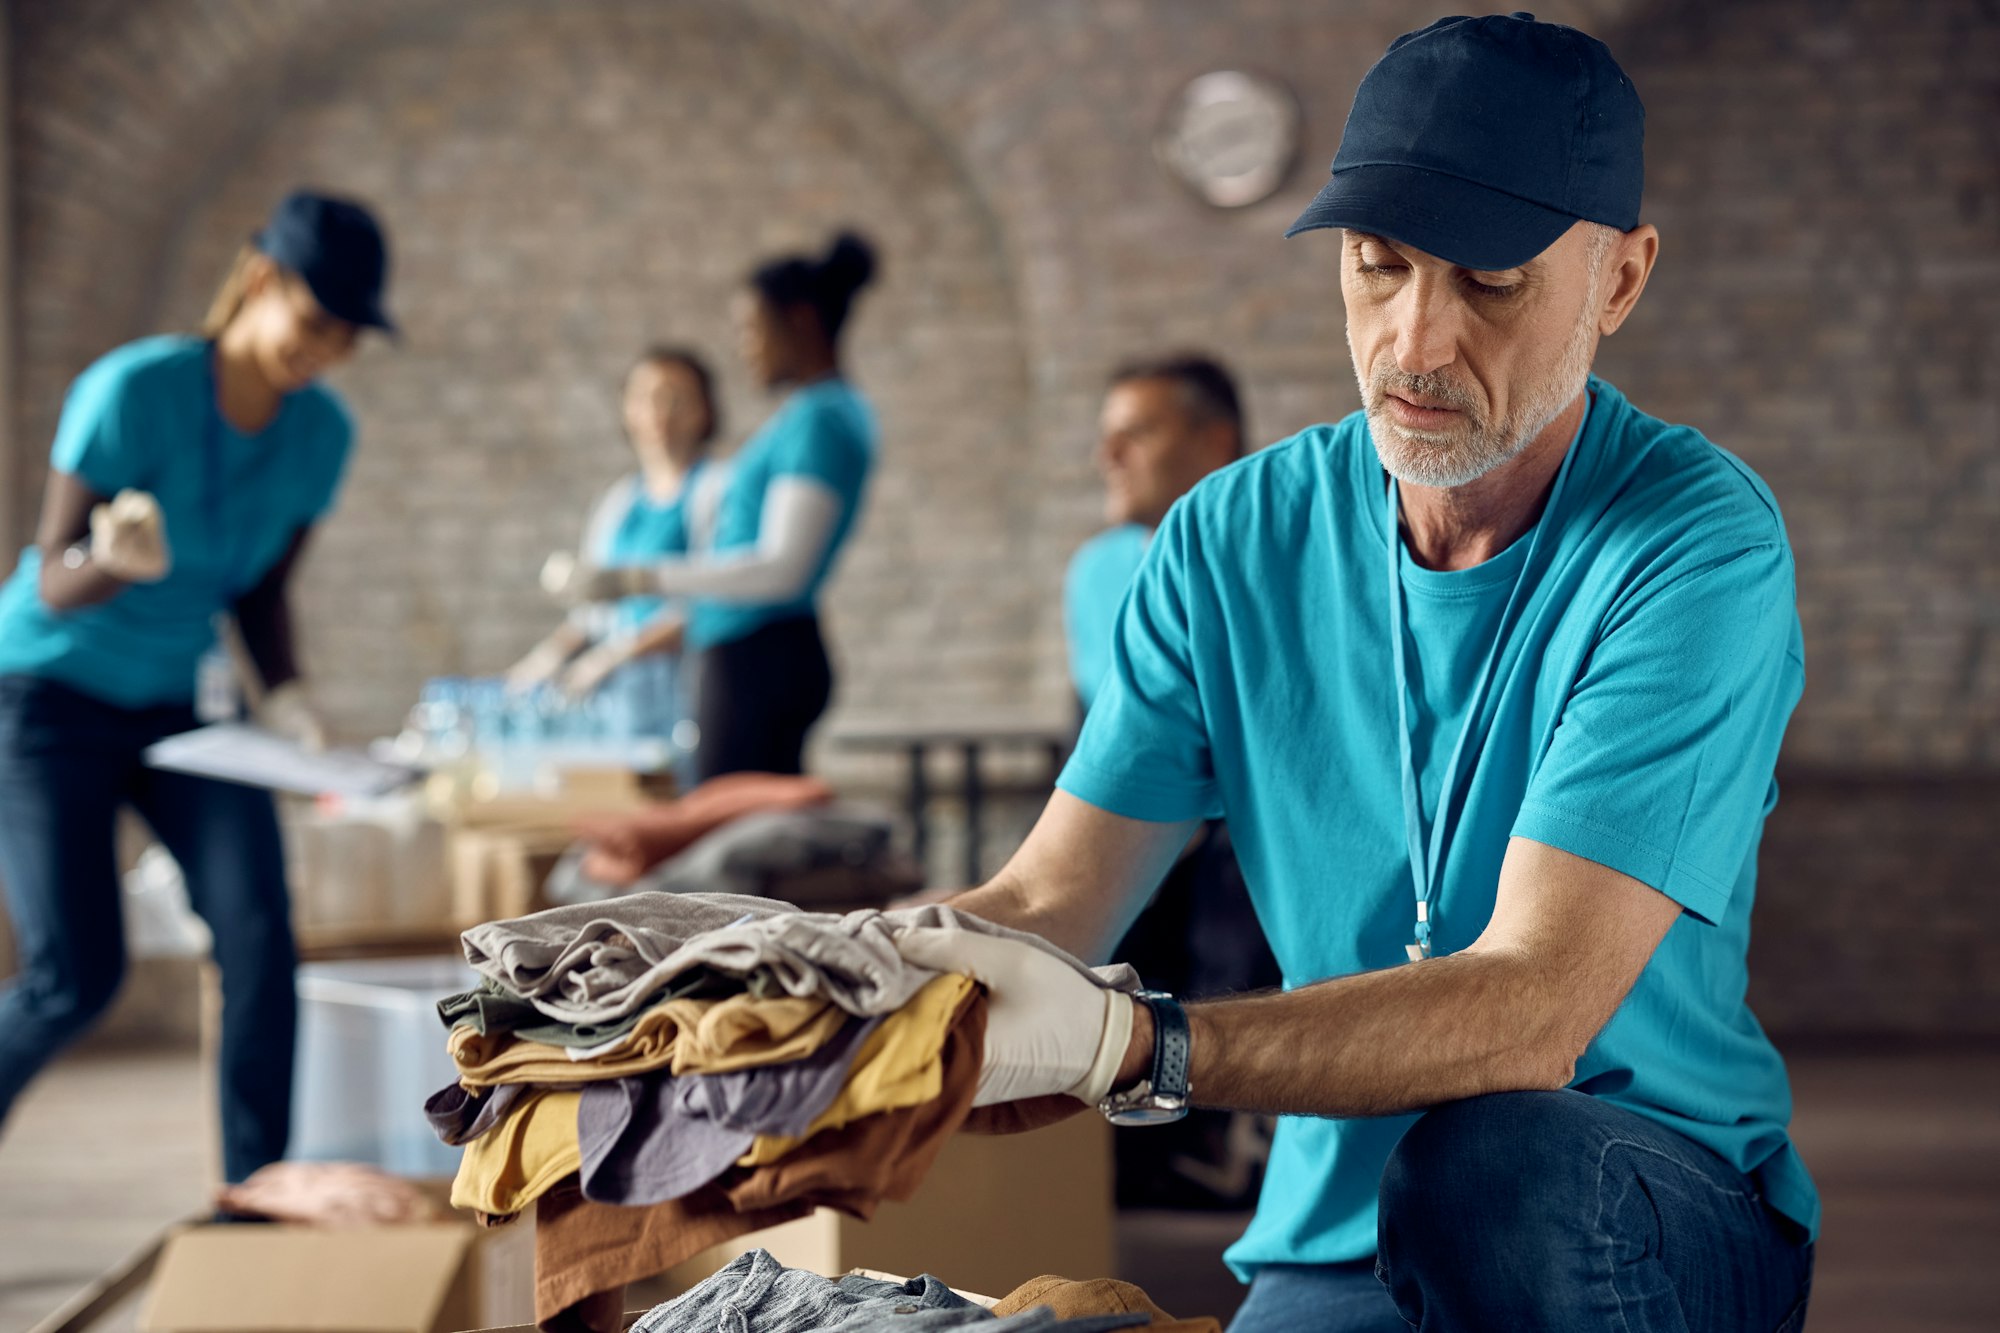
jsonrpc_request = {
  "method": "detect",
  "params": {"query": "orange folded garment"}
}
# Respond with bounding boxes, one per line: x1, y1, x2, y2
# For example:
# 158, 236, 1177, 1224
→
573, 772, 834, 886
992, 1275, 1223, 1332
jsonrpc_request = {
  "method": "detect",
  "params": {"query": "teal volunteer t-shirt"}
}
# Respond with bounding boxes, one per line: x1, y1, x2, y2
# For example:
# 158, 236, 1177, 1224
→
596, 460, 708, 637
1064, 524, 1150, 712
0, 336, 353, 708
688, 378, 875, 649
1058, 375, 1815, 1275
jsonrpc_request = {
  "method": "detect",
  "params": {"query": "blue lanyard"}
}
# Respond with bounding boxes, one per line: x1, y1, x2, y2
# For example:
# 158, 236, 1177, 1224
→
1385, 398, 1589, 962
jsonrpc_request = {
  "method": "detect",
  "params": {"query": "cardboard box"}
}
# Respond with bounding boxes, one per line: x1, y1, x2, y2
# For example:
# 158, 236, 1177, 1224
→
139, 1210, 535, 1333
665, 1113, 1117, 1302
446, 824, 575, 930
285, 797, 456, 954
458, 1110, 1114, 1333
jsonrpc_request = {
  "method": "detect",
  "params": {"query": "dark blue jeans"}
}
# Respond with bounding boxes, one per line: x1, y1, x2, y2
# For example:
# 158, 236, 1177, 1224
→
1229, 1090, 1814, 1333
0, 674, 295, 1182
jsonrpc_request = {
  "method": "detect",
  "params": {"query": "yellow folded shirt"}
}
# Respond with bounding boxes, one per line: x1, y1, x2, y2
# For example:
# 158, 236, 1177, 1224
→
737, 973, 975, 1167
449, 1088, 582, 1216
449, 991, 847, 1089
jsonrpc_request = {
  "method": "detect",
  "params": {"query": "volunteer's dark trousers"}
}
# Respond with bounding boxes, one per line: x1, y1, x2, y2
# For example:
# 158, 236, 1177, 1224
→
0, 675, 295, 1182
689, 614, 833, 783
1228, 1090, 1814, 1333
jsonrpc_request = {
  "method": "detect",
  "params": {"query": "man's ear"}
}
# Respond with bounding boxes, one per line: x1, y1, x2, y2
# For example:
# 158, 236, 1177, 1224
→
1599, 223, 1659, 337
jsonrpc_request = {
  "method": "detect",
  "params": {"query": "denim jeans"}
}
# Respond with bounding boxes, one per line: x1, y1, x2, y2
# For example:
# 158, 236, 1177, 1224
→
0, 674, 296, 1182
1230, 1089, 1814, 1333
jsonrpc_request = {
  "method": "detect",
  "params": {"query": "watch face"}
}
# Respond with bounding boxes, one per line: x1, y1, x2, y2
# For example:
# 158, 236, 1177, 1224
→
1106, 1101, 1190, 1128
1155, 70, 1302, 209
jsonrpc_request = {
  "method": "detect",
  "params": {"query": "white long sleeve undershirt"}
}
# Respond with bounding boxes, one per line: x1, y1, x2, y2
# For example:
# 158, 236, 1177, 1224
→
631, 475, 842, 604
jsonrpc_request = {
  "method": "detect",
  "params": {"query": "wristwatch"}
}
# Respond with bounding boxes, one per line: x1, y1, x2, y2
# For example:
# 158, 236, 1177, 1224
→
1097, 989, 1191, 1126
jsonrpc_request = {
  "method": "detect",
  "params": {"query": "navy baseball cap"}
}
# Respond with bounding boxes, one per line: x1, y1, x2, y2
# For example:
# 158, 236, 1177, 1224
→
255, 190, 396, 334
1287, 12, 1644, 271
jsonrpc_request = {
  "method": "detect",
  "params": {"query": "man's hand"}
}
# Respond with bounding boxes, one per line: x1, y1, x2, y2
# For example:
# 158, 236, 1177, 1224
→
892, 927, 1134, 1108
89, 489, 171, 583
259, 680, 328, 752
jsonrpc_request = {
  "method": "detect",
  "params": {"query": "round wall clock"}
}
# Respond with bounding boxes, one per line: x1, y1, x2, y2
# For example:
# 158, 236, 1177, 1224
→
1155, 70, 1302, 209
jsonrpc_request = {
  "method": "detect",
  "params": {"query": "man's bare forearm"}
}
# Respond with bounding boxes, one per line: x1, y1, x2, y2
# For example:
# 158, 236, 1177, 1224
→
942, 867, 1095, 956
1163, 947, 1582, 1119
940, 790, 1202, 963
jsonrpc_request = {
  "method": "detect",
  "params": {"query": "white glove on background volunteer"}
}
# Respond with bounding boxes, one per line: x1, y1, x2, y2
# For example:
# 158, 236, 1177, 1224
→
559, 642, 625, 699
88, 489, 171, 583
540, 551, 643, 607
260, 681, 329, 752
891, 927, 1135, 1109
505, 639, 573, 695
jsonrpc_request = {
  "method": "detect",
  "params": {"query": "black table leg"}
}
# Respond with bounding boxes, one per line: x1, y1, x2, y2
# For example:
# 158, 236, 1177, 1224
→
962, 740, 984, 885
907, 742, 929, 877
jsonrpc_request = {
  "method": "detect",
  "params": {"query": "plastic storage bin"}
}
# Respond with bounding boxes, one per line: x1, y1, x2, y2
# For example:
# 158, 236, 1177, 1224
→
293, 955, 479, 1177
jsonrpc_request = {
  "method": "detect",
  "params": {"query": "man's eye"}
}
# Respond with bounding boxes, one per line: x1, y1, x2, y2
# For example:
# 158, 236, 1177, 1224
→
1356, 261, 1403, 276
1463, 276, 1519, 297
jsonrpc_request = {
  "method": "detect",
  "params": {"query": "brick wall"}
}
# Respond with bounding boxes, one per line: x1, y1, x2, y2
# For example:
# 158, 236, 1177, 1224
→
6, 0, 1996, 1034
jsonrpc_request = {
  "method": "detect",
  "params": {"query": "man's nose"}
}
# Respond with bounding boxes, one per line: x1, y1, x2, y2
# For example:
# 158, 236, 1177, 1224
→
1391, 278, 1461, 377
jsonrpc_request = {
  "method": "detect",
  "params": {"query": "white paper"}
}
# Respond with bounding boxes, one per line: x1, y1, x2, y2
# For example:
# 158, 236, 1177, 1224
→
143, 723, 419, 798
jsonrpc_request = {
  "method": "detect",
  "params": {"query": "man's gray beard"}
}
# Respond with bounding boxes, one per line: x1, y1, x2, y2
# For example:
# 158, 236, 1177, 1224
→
1354, 296, 1598, 489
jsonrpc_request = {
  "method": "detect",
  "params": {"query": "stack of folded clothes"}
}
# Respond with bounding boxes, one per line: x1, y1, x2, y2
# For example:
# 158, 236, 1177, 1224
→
425, 893, 1138, 1330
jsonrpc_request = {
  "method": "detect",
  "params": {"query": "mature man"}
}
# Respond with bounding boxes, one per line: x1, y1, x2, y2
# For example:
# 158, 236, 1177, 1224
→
1066, 354, 1244, 715
1065, 353, 1279, 1209
898, 14, 1815, 1332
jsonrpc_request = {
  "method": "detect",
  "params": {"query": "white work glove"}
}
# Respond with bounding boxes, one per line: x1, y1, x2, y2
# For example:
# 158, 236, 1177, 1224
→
505, 639, 572, 696
558, 642, 625, 700
540, 551, 646, 607
88, 489, 171, 583
892, 927, 1135, 1108
259, 681, 328, 752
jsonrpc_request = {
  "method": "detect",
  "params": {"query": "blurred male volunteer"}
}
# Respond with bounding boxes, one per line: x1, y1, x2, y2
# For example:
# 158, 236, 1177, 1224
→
893, 13, 1816, 1333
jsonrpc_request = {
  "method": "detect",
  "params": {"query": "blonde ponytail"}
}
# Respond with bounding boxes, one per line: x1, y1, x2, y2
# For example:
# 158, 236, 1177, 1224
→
200, 246, 262, 339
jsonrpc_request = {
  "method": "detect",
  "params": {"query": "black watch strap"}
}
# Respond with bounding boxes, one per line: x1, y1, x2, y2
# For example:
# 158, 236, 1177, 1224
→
1140, 990, 1191, 1102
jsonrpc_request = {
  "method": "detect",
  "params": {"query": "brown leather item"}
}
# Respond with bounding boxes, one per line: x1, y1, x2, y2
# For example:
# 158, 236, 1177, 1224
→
573, 772, 834, 885
992, 1275, 1223, 1333
532, 988, 988, 1328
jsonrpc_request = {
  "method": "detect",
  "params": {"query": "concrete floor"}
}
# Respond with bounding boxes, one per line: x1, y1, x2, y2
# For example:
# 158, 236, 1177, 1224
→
1, 1045, 1995, 1332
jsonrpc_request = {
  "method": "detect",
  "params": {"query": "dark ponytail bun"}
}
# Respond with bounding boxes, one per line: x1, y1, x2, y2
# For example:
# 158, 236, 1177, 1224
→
751, 228, 879, 343
819, 231, 877, 301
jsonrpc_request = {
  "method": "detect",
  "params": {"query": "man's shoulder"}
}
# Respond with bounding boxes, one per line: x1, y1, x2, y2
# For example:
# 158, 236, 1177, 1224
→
1066, 524, 1148, 598
1178, 412, 1370, 520
1590, 379, 1790, 560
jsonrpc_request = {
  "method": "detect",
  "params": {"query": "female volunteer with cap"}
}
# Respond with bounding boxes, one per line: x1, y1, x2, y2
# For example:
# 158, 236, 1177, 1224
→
546, 232, 878, 781
0, 191, 393, 1181
507, 346, 725, 748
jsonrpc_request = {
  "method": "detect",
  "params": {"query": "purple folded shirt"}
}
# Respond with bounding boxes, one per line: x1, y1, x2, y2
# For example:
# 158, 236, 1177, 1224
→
578, 1012, 882, 1206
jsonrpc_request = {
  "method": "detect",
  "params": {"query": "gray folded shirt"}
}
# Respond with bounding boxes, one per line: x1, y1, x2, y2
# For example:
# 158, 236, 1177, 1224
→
460, 894, 1139, 1027
631, 1249, 1151, 1333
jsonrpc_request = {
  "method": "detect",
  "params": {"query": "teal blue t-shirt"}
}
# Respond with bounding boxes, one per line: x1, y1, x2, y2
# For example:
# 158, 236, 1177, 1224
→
0, 336, 353, 708
688, 379, 875, 649
1063, 524, 1150, 712
596, 461, 706, 636
1058, 376, 1815, 1275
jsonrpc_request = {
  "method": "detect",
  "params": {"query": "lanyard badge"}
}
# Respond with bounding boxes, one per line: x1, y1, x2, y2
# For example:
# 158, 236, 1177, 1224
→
1384, 398, 1589, 963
